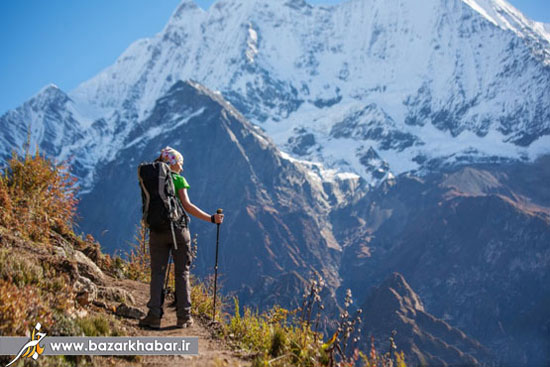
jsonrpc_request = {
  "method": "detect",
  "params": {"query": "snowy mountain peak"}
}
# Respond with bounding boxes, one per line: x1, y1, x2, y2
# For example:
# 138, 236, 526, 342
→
462, 0, 550, 47
33, 84, 69, 107
38, 83, 61, 94
170, 0, 202, 20
3, 0, 550, 189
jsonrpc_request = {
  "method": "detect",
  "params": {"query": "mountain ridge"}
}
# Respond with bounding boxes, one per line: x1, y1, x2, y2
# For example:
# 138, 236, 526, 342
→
361, 272, 494, 366
1, 1, 550, 365
336, 158, 550, 366
3, 0, 549, 189
76, 80, 346, 309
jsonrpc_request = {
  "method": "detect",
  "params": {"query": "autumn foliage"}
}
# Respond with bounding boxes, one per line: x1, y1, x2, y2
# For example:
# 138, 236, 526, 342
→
0, 148, 77, 244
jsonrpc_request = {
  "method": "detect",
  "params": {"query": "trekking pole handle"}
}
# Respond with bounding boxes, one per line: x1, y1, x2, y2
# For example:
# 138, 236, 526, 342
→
214, 208, 223, 226
211, 209, 223, 224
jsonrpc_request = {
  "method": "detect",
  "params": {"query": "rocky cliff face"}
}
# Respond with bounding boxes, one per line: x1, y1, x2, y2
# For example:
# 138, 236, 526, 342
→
335, 158, 550, 365
361, 272, 493, 366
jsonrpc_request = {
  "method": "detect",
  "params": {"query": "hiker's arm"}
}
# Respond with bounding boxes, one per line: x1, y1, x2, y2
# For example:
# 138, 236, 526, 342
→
178, 188, 223, 224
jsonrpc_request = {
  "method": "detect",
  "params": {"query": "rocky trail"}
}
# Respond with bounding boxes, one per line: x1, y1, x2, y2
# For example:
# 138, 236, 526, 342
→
103, 277, 251, 367
1, 228, 251, 367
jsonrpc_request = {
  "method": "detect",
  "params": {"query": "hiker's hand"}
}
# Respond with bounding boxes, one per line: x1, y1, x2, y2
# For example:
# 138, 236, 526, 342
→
212, 213, 224, 224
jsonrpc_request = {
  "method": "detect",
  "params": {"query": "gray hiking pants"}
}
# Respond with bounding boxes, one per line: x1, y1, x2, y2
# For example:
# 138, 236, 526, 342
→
146, 226, 191, 319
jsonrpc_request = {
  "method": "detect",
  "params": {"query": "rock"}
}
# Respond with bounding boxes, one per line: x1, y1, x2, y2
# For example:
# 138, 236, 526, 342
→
115, 303, 145, 320
49, 231, 75, 257
74, 250, 105, 284
54, 259, 79, 281
76, 291, 91, 307
361, 272, 493, 366
97, 286, 136, 305
76, 308, 89, 318
92, 300, 108, 309
52, 246, 67, 258
74, 276, 98, 304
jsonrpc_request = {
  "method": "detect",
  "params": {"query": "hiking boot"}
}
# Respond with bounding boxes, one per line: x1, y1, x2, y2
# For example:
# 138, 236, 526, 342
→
176, 315, 194, 328
139, 313, 161, 329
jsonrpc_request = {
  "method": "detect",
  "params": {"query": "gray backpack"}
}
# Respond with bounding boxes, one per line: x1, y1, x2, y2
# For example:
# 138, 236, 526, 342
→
138, 161, 189, 247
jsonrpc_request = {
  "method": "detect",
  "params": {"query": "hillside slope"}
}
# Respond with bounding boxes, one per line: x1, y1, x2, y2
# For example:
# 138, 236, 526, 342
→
335, 157, 550, 365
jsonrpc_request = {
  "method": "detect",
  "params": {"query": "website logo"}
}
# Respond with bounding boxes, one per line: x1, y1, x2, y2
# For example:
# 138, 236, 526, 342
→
0, 332, 198, 359
5, 322, 46, 367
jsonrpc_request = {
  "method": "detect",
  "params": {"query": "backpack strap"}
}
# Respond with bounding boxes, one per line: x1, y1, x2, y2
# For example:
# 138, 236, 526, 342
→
168, 171, 190, 228
158, 163, 170, 204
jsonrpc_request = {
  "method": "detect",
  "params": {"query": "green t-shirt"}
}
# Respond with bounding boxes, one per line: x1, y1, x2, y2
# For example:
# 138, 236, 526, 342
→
171, 173, 190, 193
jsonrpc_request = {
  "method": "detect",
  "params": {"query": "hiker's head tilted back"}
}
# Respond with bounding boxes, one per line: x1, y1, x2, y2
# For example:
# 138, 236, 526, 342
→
159, 146, 184, 173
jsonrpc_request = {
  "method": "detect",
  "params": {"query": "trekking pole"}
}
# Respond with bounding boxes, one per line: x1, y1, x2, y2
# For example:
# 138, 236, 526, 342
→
162, 250, 172, 308
164, 219, 178, 302
212, 208, 223, 321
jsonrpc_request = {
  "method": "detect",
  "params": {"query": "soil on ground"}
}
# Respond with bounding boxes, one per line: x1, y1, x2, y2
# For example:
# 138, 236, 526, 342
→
106, 278, 252, 367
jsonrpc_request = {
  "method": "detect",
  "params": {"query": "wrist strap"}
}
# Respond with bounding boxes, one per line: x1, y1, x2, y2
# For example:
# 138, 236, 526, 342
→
210, 215, 216, 223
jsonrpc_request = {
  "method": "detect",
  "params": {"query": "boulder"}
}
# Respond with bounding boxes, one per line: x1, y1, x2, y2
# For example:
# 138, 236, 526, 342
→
52, 246, 67, 258
74, 276, 98, 306
74, 250, 105, 284
115, 303, 145, 320
97, 286, 135, 305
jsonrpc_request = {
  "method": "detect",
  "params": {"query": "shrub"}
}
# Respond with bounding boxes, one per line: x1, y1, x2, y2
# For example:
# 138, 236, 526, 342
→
77, 314, 126, 337
217, 281, 405, 367
190, 275, 214, 317
0, 149, 77, 244
0, 279, 53, 336
223, 298, 326, 367
0, 248, 44, 287
124, 222, 150, 282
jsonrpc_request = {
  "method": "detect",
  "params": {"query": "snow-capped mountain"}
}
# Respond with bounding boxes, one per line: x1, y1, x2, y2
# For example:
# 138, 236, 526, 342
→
1, 1, 549, 365
2, 0, 550, 189
67, 0, 550, 175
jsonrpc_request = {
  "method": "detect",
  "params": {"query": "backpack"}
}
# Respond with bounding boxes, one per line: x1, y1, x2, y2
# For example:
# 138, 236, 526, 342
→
137, 161, 189, 232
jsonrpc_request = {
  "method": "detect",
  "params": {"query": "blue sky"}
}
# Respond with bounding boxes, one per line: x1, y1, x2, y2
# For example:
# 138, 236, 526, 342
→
0, 0, 548, 115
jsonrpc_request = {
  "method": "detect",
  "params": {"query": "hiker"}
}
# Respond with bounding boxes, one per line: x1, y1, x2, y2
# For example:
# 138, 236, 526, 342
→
139, 146, 224, 329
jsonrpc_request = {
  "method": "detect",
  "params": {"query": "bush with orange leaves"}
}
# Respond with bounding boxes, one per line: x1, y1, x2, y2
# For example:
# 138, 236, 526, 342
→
0, 150, 126, 345
0, 150, 78, 336
0, 148, 77, 244
0, 279, 53, 336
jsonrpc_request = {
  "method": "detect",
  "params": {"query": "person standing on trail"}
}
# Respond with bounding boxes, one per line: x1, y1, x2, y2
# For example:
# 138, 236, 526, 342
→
139, 146, 224, 329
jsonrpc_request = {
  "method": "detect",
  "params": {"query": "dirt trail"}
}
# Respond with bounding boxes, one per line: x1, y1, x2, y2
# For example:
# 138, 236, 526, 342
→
111, 278, 251, 367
